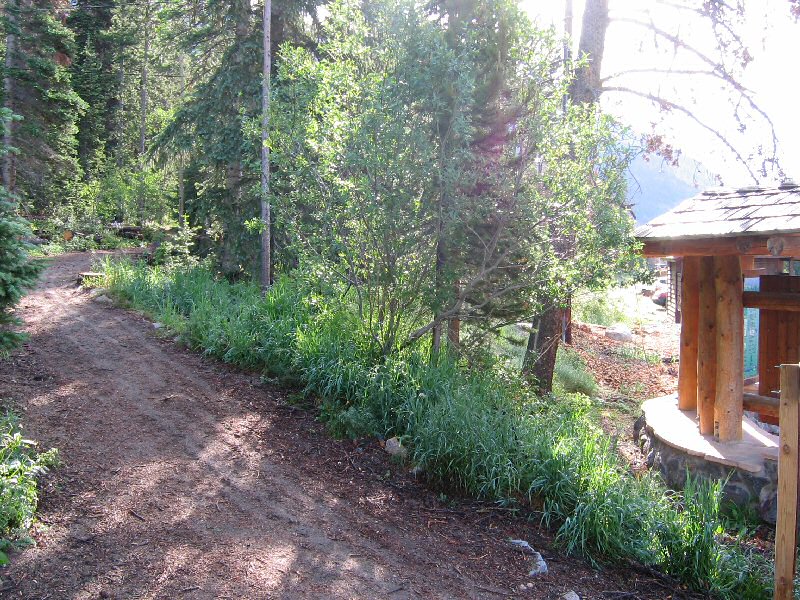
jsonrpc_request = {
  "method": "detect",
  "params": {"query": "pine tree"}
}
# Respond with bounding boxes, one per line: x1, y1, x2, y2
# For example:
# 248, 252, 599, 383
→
68, 0, 122, 179
1, 0, 86, 210
156, 0, 323, 275
0, 108, 41, 352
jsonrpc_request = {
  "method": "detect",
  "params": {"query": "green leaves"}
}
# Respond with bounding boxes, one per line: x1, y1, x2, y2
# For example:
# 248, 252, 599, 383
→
0, 412, 58, 544
268, 0, 638, 358
0, 179, 42, 351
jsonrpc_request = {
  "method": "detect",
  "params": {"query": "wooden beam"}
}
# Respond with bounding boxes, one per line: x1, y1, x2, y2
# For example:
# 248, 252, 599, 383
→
640, 234, 800, 258
697, 256, 716, 434
679, 256, 700, 410
743, 291, 800, 312
714, 255, 744, 441
775, 363, 800, 600
743, 392, 780, 419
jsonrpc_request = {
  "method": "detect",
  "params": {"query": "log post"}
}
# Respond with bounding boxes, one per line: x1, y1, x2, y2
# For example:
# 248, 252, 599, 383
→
697, 256, 716, 434
714, 255, 744, 441
678, 256, 700, 410
775, 363, 800, 600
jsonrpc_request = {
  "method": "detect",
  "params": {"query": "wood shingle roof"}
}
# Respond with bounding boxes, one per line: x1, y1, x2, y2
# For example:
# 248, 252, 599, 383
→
635, 184, 800, 241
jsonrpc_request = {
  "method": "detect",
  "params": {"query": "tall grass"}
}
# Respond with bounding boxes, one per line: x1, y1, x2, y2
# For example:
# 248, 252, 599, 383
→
100, 258, 773, 599
554, 348, 599, 396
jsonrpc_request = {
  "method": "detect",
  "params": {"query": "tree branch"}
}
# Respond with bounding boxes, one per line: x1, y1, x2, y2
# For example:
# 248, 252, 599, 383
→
601, 85, 759, 183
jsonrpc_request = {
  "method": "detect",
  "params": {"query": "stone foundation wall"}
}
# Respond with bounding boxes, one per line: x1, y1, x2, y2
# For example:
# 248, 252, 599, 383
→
634, 415, 778, 523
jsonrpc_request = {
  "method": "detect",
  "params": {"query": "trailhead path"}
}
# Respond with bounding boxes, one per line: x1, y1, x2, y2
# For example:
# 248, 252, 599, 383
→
0, 252, 665, 599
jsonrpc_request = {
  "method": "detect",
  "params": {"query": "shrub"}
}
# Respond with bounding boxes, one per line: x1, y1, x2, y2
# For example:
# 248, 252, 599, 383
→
0, 412, 58, 562
573, 291, 630, 326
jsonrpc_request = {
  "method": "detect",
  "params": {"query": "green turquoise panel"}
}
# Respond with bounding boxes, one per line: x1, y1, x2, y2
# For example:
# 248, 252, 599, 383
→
743, 277, 759, 380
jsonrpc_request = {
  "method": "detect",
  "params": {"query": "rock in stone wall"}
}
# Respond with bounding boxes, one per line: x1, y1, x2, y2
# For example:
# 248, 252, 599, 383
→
634, 415, 778, 523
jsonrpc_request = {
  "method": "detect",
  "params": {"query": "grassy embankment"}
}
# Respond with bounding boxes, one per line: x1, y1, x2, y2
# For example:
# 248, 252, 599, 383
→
96, 258, 775, 599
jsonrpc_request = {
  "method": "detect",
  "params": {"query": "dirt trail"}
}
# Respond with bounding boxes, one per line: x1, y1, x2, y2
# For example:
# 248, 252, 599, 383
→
0, 253, 667, 600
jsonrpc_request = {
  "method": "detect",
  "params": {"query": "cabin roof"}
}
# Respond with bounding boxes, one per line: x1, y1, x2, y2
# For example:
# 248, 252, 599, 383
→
635, 184, 800, 242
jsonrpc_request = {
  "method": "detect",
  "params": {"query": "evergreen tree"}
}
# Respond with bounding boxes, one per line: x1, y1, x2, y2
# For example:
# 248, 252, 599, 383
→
156, 0, 324, 275
1, 0, 86, 210
68, 0, 122, 179
0, 109, 40, 351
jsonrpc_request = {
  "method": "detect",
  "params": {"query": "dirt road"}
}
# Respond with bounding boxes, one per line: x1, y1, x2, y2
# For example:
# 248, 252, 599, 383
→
0, 253, 666, 599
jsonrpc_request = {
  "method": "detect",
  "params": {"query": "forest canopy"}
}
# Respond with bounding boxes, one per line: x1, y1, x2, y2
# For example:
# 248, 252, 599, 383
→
1, 0, 638, 378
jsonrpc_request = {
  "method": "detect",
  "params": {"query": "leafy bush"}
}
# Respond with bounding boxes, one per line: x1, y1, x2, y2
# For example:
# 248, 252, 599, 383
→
573, 292, 631, 326
72, 168, 173, 226
151, 226, 201, 269
99, 259, 773, 599
0, 412, 58, 562
30, 233, 139, 257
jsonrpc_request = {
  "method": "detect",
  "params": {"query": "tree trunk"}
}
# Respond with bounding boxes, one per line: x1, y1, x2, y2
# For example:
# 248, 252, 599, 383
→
116, 54, 125, 169
568, 0, 609, 104
521, 0, 590, 393
447, 281, 461, 351
3, 0, 16, 193
431, 205, 446, 361
138, 0, 151, 223
177, 54, 186, 227
522, 308, 563, 395
222, 162, 243, 276
260, 0, 272, 292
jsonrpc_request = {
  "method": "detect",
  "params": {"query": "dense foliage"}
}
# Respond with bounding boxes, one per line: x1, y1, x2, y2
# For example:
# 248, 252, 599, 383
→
266, 0, 636, 360
0, 109, 41, 352
0, 192, 40, 351
0, 0, 781, 595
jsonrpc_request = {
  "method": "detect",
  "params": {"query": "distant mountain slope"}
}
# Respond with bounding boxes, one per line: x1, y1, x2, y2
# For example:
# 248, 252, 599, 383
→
627, 155, 716, 225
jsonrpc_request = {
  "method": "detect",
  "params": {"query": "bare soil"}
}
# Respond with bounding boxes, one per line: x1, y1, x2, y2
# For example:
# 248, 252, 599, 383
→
0, 252, 681, 599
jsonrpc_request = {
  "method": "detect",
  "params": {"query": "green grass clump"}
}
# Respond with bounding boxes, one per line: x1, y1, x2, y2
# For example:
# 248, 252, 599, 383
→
554, 348, 599, 396
611, 344, 661, 365
0, 412, 58, 563
99, 258, 773, 599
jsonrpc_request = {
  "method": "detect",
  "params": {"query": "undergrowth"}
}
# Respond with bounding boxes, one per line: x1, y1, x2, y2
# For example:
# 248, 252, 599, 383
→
99, 258, 774, 599
554, 347, 599, 396
573, 292, 631, 327
30, 235, 141, 257
0, 411, 58, 564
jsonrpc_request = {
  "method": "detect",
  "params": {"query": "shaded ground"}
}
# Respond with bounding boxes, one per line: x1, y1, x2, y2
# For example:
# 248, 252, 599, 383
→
571, 325, 678, 405
0, 252, 681, 599
566, 323, 680, 472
